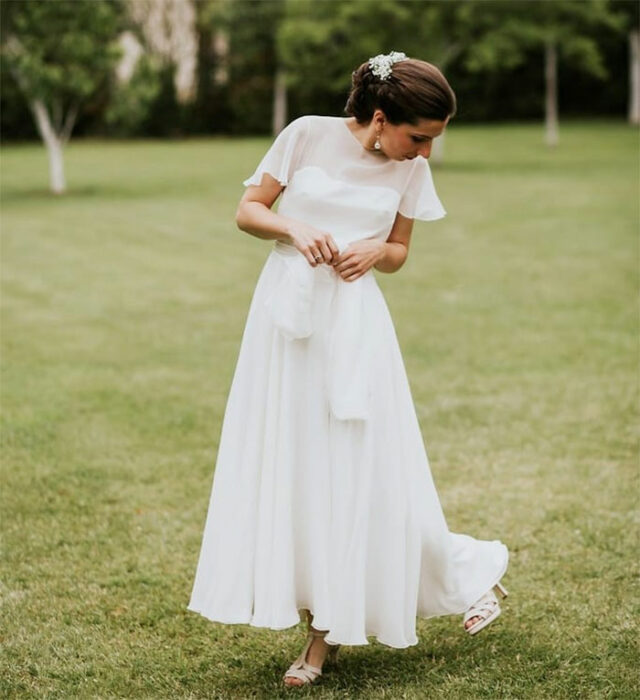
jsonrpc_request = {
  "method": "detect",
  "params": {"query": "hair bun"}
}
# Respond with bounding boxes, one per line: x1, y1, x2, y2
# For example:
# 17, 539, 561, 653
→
344, 56, 457, 124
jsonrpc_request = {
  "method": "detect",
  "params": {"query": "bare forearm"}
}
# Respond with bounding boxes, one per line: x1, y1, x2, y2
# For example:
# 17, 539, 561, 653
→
235, 201, 297, 243
374, 241, 408, 273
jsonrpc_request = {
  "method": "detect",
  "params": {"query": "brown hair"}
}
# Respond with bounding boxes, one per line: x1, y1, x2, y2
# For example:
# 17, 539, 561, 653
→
344, 57, 457, 125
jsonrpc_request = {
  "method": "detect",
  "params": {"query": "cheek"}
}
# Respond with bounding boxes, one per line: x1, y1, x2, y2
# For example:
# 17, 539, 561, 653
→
404, 136, 417, 151
393, 134, 412, 152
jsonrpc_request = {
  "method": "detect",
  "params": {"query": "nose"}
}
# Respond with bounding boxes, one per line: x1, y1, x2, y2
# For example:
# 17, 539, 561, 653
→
419, 141, 432, 158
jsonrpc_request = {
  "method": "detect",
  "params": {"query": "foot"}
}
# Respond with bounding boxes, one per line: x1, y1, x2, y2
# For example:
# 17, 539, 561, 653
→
464, 615, 482, 630
283, 628, 331, 688
462, 588, 501, 635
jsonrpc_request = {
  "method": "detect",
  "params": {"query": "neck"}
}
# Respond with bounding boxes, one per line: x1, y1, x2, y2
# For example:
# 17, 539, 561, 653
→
346, 117, 386, 155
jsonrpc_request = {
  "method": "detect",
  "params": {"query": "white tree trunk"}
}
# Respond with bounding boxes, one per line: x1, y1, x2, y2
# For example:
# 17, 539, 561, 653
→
273, 67, 288, 135
629, 29, 640, 125
545, 39, 559, 147
127, 0, 197, 104
169, 0, 197, 103
212, 29, 229, 86
116, 30, 144, 85
430, 131, 445, 166
31, 98, 66, 194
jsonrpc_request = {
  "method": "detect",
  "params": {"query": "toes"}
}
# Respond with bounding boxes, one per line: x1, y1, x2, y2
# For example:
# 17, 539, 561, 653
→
284, 677, 303, 687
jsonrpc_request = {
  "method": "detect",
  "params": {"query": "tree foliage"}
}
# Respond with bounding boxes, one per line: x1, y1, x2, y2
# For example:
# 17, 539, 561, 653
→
2, 0, 123, 116
1, 0, 123, 192
462, 0, 626, 79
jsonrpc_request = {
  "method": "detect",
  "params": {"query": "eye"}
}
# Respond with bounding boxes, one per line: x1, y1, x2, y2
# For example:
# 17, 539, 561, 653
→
411, 136, 431, 143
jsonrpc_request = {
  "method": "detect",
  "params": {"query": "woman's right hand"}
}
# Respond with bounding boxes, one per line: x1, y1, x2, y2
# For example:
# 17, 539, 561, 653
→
286, 223, 340, 267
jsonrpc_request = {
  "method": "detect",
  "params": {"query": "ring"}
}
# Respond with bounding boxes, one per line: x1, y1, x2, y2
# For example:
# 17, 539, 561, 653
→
314, 255, 323, 262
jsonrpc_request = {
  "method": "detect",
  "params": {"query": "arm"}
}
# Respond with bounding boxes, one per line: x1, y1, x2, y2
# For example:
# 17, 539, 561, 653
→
235, 174, 295, 243
235, 172, 340, 266
330, 210, 413, 283
373, 211, 414, 273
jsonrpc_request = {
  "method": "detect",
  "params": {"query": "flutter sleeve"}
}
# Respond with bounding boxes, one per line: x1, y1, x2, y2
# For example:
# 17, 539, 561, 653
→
242, 116, 311, 188
397, 156, 446, 221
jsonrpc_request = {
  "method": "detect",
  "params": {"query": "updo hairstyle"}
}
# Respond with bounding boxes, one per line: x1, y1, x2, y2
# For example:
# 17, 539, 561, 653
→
344, 57, 457, 125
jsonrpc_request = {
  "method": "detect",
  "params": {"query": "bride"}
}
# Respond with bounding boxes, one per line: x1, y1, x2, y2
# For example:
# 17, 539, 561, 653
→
187, 51, 509, 689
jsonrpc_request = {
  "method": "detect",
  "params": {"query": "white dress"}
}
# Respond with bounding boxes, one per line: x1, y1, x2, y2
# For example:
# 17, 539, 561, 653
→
187, 115, 508, 648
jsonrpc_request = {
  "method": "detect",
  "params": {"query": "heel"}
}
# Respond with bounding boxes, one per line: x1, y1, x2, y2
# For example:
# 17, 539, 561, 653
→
327, 643, 341, 666
493, 581, 509, 599
305, 609, 341, 667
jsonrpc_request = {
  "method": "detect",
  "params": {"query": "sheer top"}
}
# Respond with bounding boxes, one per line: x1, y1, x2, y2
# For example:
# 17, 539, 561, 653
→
242, 115, 446, 251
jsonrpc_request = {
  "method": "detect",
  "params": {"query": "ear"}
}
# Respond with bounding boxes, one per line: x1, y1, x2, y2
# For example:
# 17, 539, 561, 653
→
374, 108, 386, 125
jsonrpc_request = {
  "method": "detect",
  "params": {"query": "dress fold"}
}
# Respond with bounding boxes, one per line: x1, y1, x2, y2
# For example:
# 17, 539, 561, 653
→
187, 115, 508, 648
187, 243, 508, 647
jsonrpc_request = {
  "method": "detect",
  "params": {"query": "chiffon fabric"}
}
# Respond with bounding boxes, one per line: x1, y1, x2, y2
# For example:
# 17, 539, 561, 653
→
187, 115, 508, 648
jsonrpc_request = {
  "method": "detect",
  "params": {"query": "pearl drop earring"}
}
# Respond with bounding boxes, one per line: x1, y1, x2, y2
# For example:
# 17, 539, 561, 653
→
374, 133, 381, 150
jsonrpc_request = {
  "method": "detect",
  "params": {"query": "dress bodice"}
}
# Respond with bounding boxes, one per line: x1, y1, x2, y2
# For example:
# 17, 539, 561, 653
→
242, 115, 446, 250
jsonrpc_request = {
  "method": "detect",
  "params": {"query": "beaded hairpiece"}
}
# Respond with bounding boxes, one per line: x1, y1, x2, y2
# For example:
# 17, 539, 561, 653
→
368, 51, 408, 80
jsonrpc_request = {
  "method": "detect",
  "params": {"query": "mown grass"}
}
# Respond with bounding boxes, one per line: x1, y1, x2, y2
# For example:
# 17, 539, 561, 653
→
1, 120, 638, 698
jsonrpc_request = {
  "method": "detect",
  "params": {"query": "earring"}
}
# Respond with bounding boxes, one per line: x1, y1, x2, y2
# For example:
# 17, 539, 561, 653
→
374, 132, 381, 150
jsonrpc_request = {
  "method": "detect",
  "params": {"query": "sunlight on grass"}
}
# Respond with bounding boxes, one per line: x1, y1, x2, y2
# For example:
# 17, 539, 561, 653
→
2, 121, 638, 698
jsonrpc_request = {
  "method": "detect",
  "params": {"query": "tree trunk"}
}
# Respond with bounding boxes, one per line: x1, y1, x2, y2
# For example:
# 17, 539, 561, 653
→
273, 67, 287, 135
127, 0, 197, 104
116, 30, 144, 85
544, 39, 559, 147
169, 0, 197, 103
629, 29, 640, 125
212, 28, 229, 86
30, 98, 66, 194
430, 132, 445, 166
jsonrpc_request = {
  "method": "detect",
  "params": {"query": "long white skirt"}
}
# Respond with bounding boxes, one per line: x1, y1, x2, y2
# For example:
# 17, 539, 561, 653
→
187, 241, 508, 648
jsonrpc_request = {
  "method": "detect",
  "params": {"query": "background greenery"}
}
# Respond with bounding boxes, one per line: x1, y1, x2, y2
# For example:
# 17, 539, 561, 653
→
1, 0, 636, 140
2, 121, 638, 698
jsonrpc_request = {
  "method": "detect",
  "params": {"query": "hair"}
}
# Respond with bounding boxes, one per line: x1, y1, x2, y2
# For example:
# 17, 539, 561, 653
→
344, 56, 457, 125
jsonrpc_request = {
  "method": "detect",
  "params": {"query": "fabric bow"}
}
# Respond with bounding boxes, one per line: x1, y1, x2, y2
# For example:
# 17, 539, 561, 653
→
264, 242, 372, 421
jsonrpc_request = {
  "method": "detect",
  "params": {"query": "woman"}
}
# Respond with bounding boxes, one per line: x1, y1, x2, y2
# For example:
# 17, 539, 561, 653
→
187, 52, 509, 688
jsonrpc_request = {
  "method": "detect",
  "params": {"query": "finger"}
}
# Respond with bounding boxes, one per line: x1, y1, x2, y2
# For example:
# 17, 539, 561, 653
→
326, 237, 340, 264
303, 246, 319, 266
309, 245, 323, 266
343, 270, 362, 282
316, 238, 333, 263
336, 259, 358, 274
339, 268, 361, 282
331, 249, 343, 266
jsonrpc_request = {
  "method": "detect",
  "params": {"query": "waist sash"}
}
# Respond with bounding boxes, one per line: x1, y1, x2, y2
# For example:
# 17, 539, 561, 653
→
264, 240, 375, 421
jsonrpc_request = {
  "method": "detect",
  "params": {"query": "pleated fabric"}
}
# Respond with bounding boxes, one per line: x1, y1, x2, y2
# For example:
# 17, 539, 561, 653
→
187, 241, 508, 648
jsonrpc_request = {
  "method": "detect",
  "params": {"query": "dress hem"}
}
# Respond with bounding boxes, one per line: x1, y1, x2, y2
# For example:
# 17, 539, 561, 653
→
185, 548, 509, 651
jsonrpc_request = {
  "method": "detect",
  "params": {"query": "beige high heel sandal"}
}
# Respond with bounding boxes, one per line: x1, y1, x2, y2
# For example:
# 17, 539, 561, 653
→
463, 581, 509, 636
283, 610, 341, 687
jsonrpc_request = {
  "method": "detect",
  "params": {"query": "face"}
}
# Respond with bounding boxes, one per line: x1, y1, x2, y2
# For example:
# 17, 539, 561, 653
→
375, 111, 450, 160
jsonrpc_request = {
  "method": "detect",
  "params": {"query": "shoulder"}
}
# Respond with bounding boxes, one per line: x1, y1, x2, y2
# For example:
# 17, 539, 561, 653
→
284, 114, 336, 137
291, 114, 333, 126
283, 114, 319, 131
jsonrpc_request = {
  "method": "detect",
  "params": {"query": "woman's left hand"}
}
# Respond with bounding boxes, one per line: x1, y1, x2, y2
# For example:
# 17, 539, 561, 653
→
330, 239, 385, 282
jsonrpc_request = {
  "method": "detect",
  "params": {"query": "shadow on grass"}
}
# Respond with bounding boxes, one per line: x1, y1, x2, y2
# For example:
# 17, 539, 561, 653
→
179, 627, 552, 698
2, 157, 584, 207
0, 182, 216, 204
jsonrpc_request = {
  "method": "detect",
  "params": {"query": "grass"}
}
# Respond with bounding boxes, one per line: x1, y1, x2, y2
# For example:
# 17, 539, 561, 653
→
1, 120, 638, 698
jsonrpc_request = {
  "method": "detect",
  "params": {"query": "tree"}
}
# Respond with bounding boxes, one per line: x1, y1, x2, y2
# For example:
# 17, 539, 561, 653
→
1, 0, 122, 193
462, 0, 627, 146
613, 0, 640, 124
278, 0, 473, 163
219, 0, 286, 133
125, 0, 198, 104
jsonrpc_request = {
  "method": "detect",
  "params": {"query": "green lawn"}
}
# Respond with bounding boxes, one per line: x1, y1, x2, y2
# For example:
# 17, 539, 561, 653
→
2, 121, 638, 699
